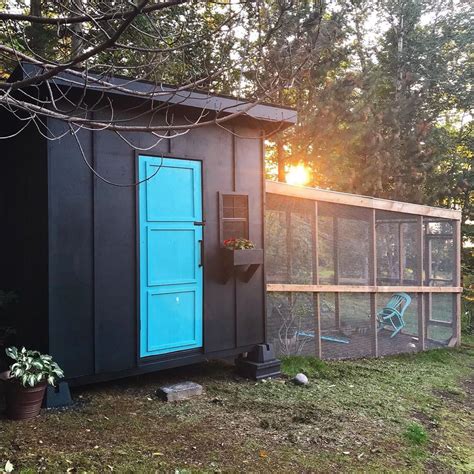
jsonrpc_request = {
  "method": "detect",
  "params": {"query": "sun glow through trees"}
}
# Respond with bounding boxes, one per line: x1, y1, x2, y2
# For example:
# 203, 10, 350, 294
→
285, 164, 311, 186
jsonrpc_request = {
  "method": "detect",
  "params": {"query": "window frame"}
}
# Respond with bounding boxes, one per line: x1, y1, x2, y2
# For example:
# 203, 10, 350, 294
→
218, 192, 250, 246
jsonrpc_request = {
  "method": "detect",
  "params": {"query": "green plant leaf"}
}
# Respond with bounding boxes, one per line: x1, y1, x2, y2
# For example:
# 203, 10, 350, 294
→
5, 346, 64, 386
5, 347, 17, 360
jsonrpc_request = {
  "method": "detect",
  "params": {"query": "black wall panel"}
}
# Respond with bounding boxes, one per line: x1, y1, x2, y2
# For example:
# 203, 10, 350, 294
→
0, 111, 49, 352
47, 120, 94, 377
170, 125, 237, 353
93, 131, 136, 373
234, 126, 265, 346
45, 107, 266, 381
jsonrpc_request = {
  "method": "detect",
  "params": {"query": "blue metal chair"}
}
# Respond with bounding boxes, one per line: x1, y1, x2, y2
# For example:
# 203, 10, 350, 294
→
377, 293, 412, 338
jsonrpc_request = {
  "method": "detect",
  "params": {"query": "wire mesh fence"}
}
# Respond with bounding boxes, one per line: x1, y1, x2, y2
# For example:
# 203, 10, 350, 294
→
265, 189, 460, 360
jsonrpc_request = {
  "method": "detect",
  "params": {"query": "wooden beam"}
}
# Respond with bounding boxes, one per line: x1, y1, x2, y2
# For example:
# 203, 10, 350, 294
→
314, 293, 322, 359
370, 293, 378, 357
369, 209, 378, 356
416, 216, 424, 286
312, 202, 321, 358
312, 201, 319, 285
266, 284, 463, 293
454, 293, 461, 346
266, 181, 462, 220
399, 223, 405, 284
448, 337, 458, 348
453, 219, 462, 345
286, 207, 292, 282
333, 217, 340, 330
427, 293, 432, 331
426, 319, 454, 328
369, 209, 377, 285
425, 234, 433, 286
416, 216, 425, 350
418, 295, 425, 350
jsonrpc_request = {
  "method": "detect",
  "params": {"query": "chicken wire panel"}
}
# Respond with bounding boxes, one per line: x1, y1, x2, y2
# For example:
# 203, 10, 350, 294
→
376, 211, 419, 285
266, 292, 316, 357
318, 216, 335, 284
319, 292, 336, 332
426, 294, 455, 348
265, 194, 314, 284
291, 211, 313, 284
318, 203, 371, 285
337, 217, 370, 284
265, 207, 288, 283
320, 293, 373, 359
424, 218, 455, 286
377, 293, 421, 356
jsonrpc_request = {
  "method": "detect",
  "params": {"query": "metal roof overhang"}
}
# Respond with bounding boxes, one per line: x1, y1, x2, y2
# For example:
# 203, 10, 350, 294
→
10, 63, 297, 128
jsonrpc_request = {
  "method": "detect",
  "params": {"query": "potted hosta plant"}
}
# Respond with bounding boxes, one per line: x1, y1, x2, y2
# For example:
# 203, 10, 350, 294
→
3, 347, 64, 420
222, 238, 263, 282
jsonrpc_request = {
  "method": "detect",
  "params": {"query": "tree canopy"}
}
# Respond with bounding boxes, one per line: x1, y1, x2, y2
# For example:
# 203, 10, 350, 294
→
0, 0, 472, 279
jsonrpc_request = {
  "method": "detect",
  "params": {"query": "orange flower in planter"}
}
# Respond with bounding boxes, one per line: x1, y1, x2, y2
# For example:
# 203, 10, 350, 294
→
223, 238, 255, 250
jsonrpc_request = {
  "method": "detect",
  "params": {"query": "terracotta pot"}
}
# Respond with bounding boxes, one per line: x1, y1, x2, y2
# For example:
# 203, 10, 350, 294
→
5, 380, 47, 420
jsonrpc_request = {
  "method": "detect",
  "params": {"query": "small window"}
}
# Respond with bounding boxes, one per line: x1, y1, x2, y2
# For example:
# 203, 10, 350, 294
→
219, 193, 249, 244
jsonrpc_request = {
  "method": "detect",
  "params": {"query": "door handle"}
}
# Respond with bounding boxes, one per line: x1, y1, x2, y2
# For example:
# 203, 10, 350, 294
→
194, 221, 206, 226
198, 240, 204, 267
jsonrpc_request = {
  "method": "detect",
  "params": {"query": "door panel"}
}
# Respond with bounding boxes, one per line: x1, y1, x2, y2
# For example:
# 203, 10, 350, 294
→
139, 156, 203, 358
146, 228, 196, 285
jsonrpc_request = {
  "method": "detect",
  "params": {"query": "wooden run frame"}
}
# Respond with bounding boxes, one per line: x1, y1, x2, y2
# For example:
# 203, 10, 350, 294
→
265, 181, 463, 356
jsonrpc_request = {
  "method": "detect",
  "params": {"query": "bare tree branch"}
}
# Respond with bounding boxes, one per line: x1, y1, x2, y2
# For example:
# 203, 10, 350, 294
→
0, 0, 193, 26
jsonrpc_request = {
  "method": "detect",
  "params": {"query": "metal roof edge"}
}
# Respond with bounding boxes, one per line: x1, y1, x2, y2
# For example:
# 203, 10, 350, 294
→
12, 63, 297, 125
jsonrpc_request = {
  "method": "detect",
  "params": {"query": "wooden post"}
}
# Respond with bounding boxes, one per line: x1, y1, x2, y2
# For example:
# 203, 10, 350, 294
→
311, 202, 320, 286
286, 208, 292, 282
426, 239, 432, 286
399, 222, 405, 284
416, 216, 426, 350
312, 201, 322, 358
333, 217, 340, 330
286, 207, 293, 331
369, 209, 378, 357
453, 219, 462, 345
418, 295, 425, 350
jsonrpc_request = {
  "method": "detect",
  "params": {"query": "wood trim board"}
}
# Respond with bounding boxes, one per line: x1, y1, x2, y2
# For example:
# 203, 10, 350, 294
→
266, 181, 462, 220
267, 284, 463, 293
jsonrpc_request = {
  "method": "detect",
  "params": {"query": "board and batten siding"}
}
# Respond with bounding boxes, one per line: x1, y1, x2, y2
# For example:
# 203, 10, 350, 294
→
46, 115, 265, 379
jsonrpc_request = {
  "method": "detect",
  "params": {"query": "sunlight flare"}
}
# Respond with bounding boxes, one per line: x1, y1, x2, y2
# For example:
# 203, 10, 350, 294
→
285, 164, 311, 186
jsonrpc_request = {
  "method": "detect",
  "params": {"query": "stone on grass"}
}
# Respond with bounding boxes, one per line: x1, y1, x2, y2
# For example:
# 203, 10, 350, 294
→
156, 381, 203, 402
293, 373, 309, 385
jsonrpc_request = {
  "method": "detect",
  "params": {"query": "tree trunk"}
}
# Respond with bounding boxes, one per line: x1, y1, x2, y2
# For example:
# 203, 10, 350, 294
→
70, 0, 84, 59
28, 0, 43, 54
277, 138, 286, 182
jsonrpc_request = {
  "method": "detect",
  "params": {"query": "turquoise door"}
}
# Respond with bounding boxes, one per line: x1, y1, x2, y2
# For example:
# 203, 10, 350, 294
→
138, 156, 203, 357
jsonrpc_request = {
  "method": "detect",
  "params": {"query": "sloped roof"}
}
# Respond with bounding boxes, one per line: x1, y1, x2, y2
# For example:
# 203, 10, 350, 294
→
10, 63, 297, 127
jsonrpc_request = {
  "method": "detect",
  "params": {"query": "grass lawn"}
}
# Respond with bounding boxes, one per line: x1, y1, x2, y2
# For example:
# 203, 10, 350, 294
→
0, 343, 473, 472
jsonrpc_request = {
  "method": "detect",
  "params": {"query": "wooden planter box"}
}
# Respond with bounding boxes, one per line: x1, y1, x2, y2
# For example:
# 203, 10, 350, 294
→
222, 248, 263, 282
223, 248, 264, 266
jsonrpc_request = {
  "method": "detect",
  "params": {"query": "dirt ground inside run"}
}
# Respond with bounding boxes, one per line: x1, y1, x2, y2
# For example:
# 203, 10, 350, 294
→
0, 345, 473, 473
